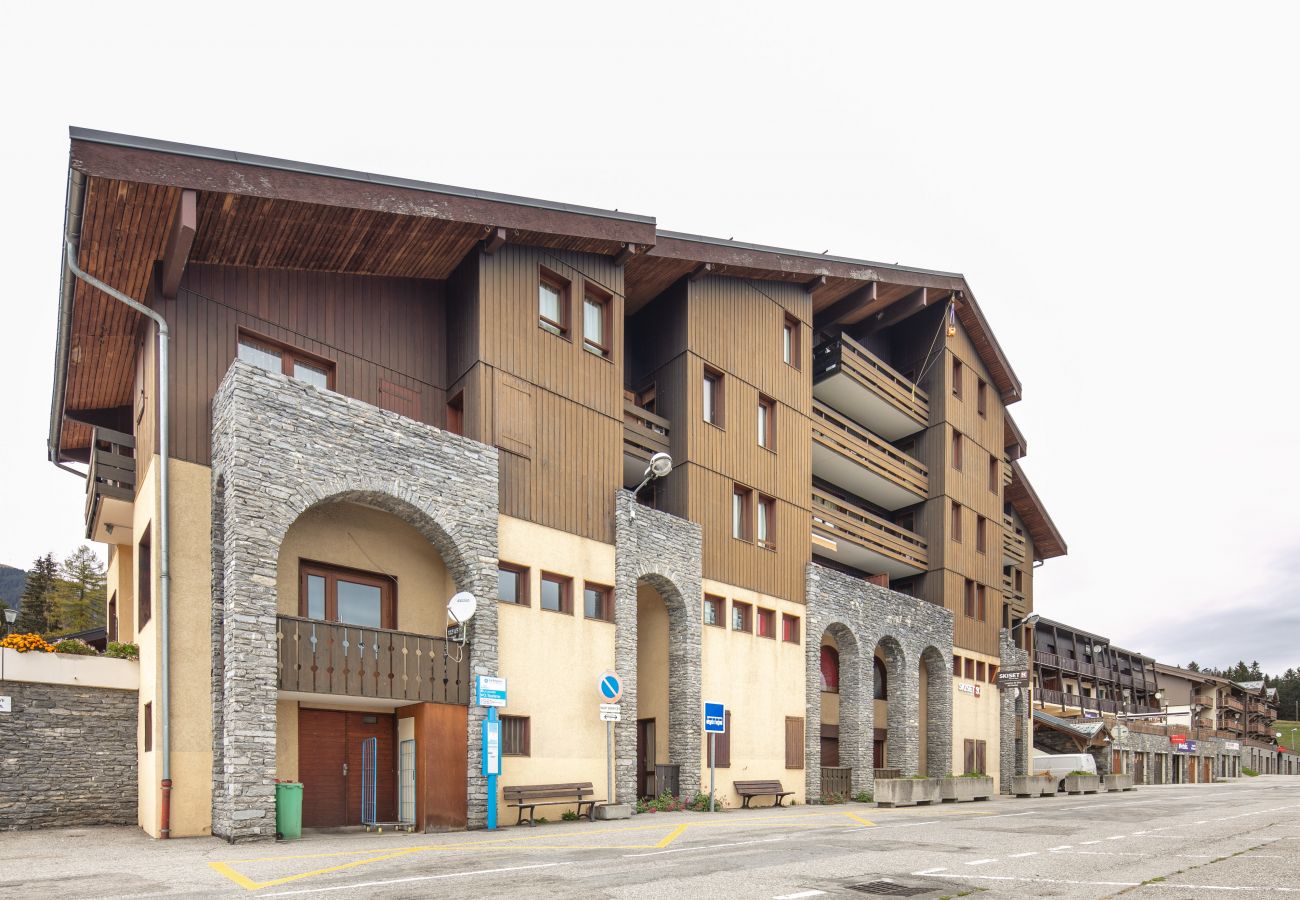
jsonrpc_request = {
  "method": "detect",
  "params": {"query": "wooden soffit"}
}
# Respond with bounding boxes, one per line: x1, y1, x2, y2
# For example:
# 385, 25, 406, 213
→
1007, 460, 1067, 560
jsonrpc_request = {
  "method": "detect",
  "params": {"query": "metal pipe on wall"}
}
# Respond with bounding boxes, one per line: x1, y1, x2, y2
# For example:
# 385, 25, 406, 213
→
61, 177, 173, 837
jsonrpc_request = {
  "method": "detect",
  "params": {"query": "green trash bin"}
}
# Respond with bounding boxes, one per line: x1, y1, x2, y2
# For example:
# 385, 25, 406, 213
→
275, 781, 303, 840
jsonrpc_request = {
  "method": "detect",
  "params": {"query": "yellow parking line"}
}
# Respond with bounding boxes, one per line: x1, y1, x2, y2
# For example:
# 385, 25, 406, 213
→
842, 812, 876, 826
208, 847, 423, 891
655, 823, 689, 848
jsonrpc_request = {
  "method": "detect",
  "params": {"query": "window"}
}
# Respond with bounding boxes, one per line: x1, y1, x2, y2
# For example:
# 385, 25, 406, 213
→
963, 738, 987, 775
538, 269, 569, 336
707, 711, 731, 768
143, 702, 153, 753
988, 664, 999, 684
820, 645, 840, 692
1014, 568, 1024, 592
731, 601, 752, 633
501, 715, 530, 756
447, 391, 464, 436
952, 430, 963, 470
757, 396, 775, 449
964, 658, 975, 680
953, 654, 962, 677
703, 368, 724, 426
963, 578, 976, 618
497, 563, 528, 605
582, 285, 611, 357
703, 595, 725, 627
732, 485, 752, 541
874, 657, 889, 700
108, 592, 118, 642
583, 583, 612, 622
951, 501, 963, 543
756, 607, 776, 639
785, 717, 805, 769
300, 561, 396, 629
782, 314, 800, 368
539, 572, 572, 614
138, 525, 152, 628
757, 495, 776, 549
782, 613, 800, 644
976, 661, 986, 681
238, 332, 332, 389
952, 357, 963, 398
977, 378, 988, 417
977, 583, 987, 622
988, 456, 998, 493
976, 515, 987, 553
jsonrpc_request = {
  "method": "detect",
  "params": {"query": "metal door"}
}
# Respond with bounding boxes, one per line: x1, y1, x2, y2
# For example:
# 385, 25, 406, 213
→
399, 739, 416, 826
361, 737, 378, 826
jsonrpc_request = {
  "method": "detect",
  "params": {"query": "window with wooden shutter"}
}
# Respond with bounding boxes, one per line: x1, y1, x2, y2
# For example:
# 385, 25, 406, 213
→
785, 717, 805, 769
493, 373, 533, 459
379, 379, 421, 419
707, 711, 732, 768
501, 715, 530, 756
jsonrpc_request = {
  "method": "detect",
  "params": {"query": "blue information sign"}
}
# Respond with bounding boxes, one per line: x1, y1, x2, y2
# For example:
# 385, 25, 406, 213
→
704, 702, 726, 733
1175, 740, 1198, 753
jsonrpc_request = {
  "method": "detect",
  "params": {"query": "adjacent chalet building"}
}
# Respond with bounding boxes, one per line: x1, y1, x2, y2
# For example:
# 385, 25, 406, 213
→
51, 128, 1066, 839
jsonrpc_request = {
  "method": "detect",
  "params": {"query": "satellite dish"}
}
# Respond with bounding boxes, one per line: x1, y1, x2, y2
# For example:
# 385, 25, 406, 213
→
447, 591, 477, 625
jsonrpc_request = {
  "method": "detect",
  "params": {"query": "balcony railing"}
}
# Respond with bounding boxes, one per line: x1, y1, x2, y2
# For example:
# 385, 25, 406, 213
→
1193, 694, 1215, 708
1002, 514, 1027, 566
812, 333, 929, 440
1002, 572, 1026, 605
810, 400, 928, 505
1222, 696, 1244, 713
85, 426, 136, 544
276, 615, 470, 705
1002, 454, 1014, 487
623, 398, 670, 462
810, 487, 928, 574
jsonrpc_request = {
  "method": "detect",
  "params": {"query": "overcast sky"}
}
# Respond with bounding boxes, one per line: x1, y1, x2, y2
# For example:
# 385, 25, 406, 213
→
2, 3, 1296, 673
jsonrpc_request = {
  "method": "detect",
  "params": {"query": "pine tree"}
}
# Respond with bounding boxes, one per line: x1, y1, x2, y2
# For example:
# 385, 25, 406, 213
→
15, 553, 59, 634
54, 545, 106, 635
1249, 661, 1263, 680
1187, 661, 1200, 671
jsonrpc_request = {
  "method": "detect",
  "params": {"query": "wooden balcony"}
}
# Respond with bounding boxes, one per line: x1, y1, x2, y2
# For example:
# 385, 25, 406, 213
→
1002, 454, 1014, 488
812, 333, 928, 441
85, 427, 136, 545
622, 399, 670, 487
810, 487, 927, 579
1193, 694, 1216, 708
1222, 696, 1244, 713
1001, 571, 1026, 605
810, 400, 927, 510
276, 615, 470, 705
1002, 514, 1027, 566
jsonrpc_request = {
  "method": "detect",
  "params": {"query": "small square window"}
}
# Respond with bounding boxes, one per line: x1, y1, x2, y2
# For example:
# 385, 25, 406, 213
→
731, 601, 752, 633
539, 269, 570, 337
703, 595, 725, 627
988, 456, 999, 493
704, 368, 724, 426
756, 608, 776, 639
977, 378, 988, 417
497, 563, 528, 605
976, 515, 987, 554
143, 701, 153, 753
783, 314, 800, 368
952, 357, 963, 399
964, 658, 975, 680
976, 661, 986, 681
952, 430, 963, 471
732, 485, 753, 541
582, 285, 611, 358
757, 396, 775, 450
757, 495, 776, 550
239, 331, 334, 389
540, 572, 572, 614
782, 613, 800, 644
583, 582, 612, 622
501, 715, 530, 756
951, 501, 963, 543
953, 654, 962, 677
963, 578, 976, 617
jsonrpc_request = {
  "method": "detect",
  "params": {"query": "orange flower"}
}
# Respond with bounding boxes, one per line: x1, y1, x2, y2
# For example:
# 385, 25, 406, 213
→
0, 632, 55, 653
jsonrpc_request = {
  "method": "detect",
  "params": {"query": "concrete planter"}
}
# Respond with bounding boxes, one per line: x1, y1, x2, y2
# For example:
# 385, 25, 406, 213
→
1011, 775, 1056, 797
0, 647, 138, 690
940, 776, 994, 802
1063, 774, 1101, 795
875, 778, 942, 808
1104, 773, 1135, 792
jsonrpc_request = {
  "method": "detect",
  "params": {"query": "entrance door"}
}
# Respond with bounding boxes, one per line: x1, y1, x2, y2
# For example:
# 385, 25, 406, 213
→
1134, 753, 1145, 784
637, 719, 656, 799
1202, 758, 1211, 783
298, 709, 397, 827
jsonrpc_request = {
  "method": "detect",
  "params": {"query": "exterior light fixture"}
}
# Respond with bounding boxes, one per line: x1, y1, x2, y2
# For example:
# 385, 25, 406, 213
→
634, 452, 672, 496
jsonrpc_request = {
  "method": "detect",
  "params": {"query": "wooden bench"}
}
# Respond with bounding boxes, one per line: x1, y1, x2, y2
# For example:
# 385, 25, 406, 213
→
503, 782, 600, 826
733, 779, 794, 809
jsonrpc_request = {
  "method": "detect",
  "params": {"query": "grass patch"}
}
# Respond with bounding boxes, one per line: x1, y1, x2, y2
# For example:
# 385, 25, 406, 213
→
1242, 767, 1259, 777
1277, 721, 1299, 753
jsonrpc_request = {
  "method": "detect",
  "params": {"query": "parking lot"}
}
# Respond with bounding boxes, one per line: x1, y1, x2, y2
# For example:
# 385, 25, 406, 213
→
2, 777, 1297, 899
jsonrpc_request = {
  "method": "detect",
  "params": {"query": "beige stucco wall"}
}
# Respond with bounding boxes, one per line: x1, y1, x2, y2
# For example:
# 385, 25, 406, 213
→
637, 583, 670, 766
699, 578, 807, 808
105, 542, 136, 643
276, 501, 456, 637
277, 700, 300, 782
133, 456, 159, 836
495, 515, 617, 823
952, 648, 1002, 790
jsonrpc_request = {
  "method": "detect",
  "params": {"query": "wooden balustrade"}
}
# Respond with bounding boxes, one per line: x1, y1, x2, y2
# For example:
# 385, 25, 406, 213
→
813, 333, 929, 426
1002, 514, 1028, 565
810, 400, 928, 498
623, 399, 670, 461
811, 488, 928, 570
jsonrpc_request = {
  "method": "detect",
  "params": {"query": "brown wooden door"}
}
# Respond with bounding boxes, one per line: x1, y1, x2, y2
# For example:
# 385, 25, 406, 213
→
636, 719, 656, 799
298, 709, 397, 827
1134, 753, 1145, 784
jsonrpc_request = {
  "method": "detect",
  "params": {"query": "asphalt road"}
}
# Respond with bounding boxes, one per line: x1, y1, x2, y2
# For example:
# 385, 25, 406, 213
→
3, 777, 1297, 899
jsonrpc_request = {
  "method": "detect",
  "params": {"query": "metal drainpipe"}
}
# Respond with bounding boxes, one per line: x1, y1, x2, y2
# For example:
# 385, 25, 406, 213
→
63, 233, 173, 839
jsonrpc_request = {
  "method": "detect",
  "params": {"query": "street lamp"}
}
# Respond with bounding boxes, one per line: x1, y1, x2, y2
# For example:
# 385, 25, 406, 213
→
2, 607, 16, 636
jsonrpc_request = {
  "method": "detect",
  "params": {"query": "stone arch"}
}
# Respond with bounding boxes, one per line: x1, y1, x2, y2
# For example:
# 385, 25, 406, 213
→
874, 636, 913, 774
806, 622, 866, 799
920, 645, 953, 777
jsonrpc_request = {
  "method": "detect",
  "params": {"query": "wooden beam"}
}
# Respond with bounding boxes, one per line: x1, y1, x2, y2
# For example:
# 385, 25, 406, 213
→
160, 189, 197, 299
857, 288, 936, 336
813, 282, 877, 330
482, 226, 507, 254
689, 262, 714, 282
613, 243, 637, 267
804, 274, 826, 294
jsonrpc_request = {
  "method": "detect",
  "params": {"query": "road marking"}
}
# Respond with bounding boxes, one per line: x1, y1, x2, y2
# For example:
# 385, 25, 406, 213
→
965, 858, 996, 866
1107, 835, 1126, 840
622, 836, 785, 858
841, 812, 876, 827
875, 820, 939, 829
910, 868, 947, 876
1007, 851, 1038, 858
1081, 840, 1102, 845
911, 874, 1300, 893
773, 891, 827, 899
258, 861, 572, 897
911, 873, 1139, 888
1047, 844, 1072, 851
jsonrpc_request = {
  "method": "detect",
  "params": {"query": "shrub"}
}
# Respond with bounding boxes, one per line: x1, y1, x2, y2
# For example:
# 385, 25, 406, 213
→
104, 641, 140, 660
561, 810, 579, 821
960, 771, 987, 778
1066, 770, 1095, 777
821, 791, 846, 805
852, 790, 873, 803
1242, 767, 1259, 777
686, 791, 725, 812
53, 638, 98, 656
1, 633, 54, 653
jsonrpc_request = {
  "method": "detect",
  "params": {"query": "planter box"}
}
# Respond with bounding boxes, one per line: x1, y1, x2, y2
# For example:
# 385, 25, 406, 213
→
1011, 775, 1055, 798
0, 647, 138, 690
875, 778, 941, 808
941, 776, 994, 802
1104, 773, 1135, 792
1063, 774, 1101, 795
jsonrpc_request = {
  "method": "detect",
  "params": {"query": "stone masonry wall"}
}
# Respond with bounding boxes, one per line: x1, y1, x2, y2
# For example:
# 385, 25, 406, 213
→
0, 681, 137, 830
804, 563, 954, 799
613, 490, 702, 805
999, 629, 1029, 791
211, 361, 499, 840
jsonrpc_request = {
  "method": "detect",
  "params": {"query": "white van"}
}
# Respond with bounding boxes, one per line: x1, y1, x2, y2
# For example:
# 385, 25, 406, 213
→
1032, 751, 1098, 792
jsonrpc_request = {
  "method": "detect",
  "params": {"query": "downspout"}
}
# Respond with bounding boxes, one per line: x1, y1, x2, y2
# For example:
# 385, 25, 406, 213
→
63, 203, 174, 839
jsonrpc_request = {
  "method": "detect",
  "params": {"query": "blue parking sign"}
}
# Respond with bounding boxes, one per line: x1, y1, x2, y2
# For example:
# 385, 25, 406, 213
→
704, 702, 726, 733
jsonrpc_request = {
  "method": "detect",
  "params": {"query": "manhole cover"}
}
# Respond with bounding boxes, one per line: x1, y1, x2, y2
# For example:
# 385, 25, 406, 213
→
846, 880, 932, 896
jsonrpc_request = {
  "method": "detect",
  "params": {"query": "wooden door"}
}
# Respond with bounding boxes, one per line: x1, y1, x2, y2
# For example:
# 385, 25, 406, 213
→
873, 739, 886, 769
820, 724, 839, 768
636, 719, 656, 799
1134, 753, 1145, 784
298, 709, 397, 827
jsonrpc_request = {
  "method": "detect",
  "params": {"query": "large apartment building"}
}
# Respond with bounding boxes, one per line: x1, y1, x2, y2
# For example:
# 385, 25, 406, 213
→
52, 128, 1064, 840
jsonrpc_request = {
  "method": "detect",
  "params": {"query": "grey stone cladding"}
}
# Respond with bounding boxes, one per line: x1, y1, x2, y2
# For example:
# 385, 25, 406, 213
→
804, 563, 954, 799
210, 361, 499, 840
998, 629, 1030, 791
0, 680, 137, 830
613, 490, 702, 804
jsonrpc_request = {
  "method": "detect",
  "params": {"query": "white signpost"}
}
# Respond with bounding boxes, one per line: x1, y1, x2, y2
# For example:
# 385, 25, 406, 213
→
598, 671, 623, 807
704, 702, 726, 812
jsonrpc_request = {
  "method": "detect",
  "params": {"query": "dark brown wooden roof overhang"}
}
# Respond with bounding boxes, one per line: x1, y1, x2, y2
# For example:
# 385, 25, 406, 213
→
1008, 460, 1067, 560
